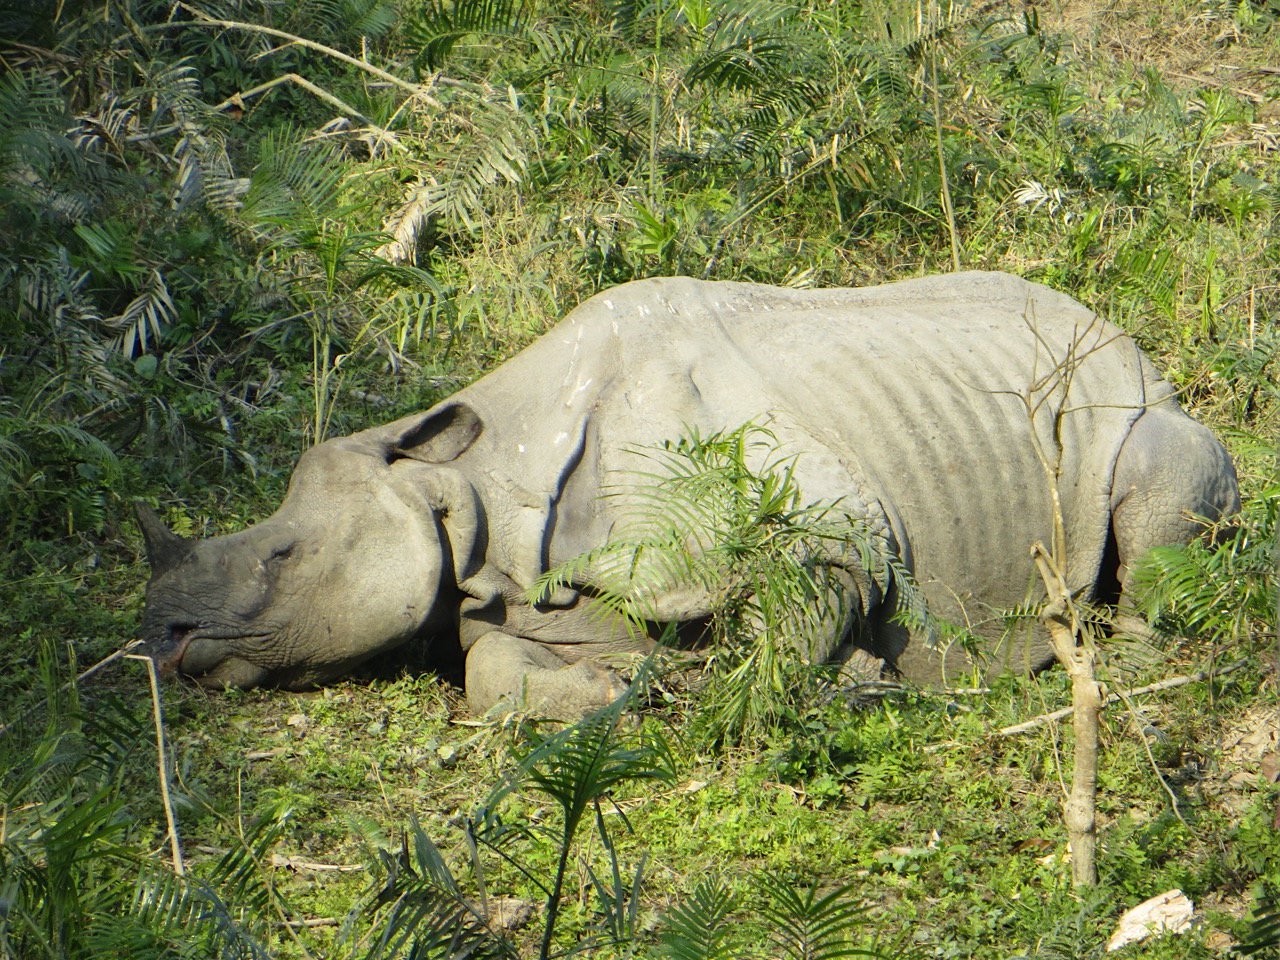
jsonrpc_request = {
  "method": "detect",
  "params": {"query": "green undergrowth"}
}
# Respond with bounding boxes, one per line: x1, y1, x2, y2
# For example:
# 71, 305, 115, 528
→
4, 630, 1277, 958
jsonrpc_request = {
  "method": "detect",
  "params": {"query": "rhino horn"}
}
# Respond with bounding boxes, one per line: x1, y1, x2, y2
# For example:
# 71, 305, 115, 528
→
135, 503, 192, 573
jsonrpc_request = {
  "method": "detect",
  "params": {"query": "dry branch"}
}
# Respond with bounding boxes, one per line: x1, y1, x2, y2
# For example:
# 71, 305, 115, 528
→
126, 652, 185, 876
214, 74, 386, 135
995, 656, 1250, 737
165, 3, 448, 107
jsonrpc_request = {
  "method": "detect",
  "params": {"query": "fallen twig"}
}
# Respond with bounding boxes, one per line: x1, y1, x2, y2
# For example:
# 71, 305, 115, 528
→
282, 918, 342, 930
214, 73, 386, 134
994, 657, 1250, 737
126, 652, 185, 876
270, 853, 364, 873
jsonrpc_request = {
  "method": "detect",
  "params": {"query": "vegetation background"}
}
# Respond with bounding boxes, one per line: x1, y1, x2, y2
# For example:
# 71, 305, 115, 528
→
1, 0, 1278, 957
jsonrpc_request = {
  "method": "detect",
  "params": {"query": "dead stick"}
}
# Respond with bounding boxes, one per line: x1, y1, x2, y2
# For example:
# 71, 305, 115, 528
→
164, 3, 446, 106
215, 73, 379, 128
995, 657, 1249, 737
270, 853, 364, 872
78, 639, 146, 683
126, 653, 185, 876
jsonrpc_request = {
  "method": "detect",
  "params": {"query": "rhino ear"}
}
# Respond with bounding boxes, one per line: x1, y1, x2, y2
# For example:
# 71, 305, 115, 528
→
390, 401, 483, 464
135, 503, 192, 574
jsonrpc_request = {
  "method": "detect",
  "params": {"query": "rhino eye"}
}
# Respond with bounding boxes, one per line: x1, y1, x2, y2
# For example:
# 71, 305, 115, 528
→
266, 543, 295, 564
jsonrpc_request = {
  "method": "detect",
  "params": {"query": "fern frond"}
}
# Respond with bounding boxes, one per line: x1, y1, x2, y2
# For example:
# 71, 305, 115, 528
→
209, 812, 293, 922
538, 422, 933, 744
1132, 484, 1278, 642
73, 220, 143, 280
71, 92, 136, 154
133, 58, 206, 122
0, 659, 272, 960
171, 133, 206, 211
524, 21, 610, 76
0, 65, 68, 159
419, 96, 531, 230
105, 268, 177, 357
1240, 888, 1280, 955
756, 875, 881, 960
170, 126, 236, 214
337, 0, 398, 41
508, 677, 678, 825
237, 129, 345, 238
409, 0, 533, 72
585, 804, 648, 951
123, 866, 272, 960
683, 36, 795, 92
361, 816, 514, 960
654, 874, 740, 960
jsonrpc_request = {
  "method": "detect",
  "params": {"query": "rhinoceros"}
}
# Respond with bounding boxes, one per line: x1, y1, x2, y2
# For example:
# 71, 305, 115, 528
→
137, 272, 1239, 715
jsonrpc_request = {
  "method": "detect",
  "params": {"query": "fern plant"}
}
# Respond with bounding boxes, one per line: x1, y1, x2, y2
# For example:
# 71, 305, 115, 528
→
351, 678, 674, 960
492, 676, 677, 959
754, 873, 882, 960
351, 677, 881, 960
408, 0, 534, 76
351, 815, 518, 960
652, 872, 882, 960
1241, 889, 1280, 956
534, 422, 924, 746
0, 647, 278, 960
653, 874, 741, 960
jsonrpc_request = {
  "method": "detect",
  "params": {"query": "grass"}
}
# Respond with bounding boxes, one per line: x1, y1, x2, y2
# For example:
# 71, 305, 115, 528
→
20, 623, 1264, 958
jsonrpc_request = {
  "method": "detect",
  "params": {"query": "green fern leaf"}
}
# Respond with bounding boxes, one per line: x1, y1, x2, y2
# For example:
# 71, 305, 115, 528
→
756, 875, 881, 960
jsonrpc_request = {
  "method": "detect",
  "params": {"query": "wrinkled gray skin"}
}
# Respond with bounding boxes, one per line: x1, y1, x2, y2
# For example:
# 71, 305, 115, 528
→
138, 273, 1240, 717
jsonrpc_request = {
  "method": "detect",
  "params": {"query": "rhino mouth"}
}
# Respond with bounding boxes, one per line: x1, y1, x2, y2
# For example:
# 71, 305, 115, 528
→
148, 626, 274, 689
147, 625, 196, 676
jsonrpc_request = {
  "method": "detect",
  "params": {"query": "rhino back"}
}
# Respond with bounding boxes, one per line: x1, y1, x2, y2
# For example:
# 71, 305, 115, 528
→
453, 273, 1157, 673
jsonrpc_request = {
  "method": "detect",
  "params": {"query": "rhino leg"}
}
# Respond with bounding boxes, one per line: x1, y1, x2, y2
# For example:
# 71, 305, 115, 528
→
1110, 406, 1240, 608
465, 631, 626, 718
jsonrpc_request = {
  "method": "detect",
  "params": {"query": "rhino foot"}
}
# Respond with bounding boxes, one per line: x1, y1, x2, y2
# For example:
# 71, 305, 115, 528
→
465, 631, 627, 719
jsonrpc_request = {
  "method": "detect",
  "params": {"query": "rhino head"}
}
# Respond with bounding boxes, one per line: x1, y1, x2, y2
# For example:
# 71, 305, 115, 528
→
137, 403, 486, 690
